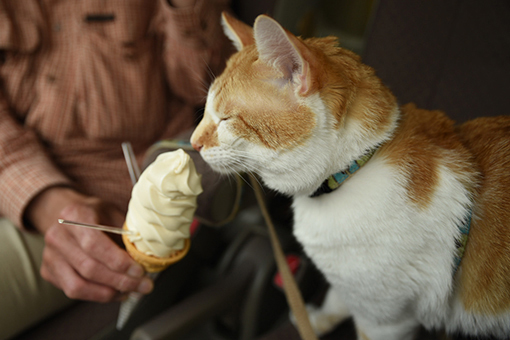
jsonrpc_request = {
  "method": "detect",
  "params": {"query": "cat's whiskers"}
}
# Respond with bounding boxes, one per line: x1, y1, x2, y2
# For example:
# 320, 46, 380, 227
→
185, 56, 214, 100
220, 159, 258, 191
198, 56, 218, 98
194, 107, 206, 124
215, 161, 254, 189
231, 149, 301, 180
245, 170, 264, 192
229, 168, 254, 189
190, 69, 210, 96
200, 55, 217, 84
206, 149, 262, 190
223, 155, 250, 172
229, 152, 265, 174
224, 146, 315, 187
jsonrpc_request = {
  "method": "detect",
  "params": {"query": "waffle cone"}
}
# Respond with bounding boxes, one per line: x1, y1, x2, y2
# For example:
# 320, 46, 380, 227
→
122, 223, 191, 273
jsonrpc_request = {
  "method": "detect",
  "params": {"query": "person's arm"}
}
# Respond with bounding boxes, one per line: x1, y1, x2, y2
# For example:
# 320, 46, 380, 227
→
0, 75, 152, 305
0, 4, 156, 302
156, 0, 234, 107
0, 1, 73, 229
0, 91, 152, 303
0, 91, 72, 229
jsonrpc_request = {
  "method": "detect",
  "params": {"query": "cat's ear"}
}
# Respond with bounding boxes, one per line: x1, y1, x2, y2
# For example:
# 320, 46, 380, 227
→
221, 11, 254, 51
254, 15, 312, 96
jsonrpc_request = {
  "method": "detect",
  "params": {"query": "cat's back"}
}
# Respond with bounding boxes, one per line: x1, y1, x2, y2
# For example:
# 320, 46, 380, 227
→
457, 115, 510, 172
455, 116, 510, 317
378, 103, 477, 209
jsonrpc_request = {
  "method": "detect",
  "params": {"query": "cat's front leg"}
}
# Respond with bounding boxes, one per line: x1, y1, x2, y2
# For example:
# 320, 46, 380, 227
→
292, 286, 350, 336
353, 314, 420, 340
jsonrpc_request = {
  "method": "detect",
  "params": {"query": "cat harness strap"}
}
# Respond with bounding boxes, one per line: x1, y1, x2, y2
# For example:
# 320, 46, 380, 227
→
453, 208, 472, 275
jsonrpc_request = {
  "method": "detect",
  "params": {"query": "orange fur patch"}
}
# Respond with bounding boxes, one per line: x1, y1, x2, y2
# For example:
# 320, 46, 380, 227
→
295, 37, 397, 132
456, 116, 510, 314
210, 46, 316, 150
221, 12, 254, 48
379, 103, 476, 209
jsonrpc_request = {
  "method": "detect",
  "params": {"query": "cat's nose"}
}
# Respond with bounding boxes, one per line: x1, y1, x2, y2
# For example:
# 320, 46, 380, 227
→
191, 142, 203, 152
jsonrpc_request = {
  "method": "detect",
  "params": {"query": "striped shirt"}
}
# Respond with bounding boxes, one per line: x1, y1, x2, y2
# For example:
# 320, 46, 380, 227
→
0, 0, 232, 228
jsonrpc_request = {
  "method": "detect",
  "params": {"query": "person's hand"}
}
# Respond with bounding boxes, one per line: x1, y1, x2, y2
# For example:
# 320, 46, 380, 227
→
25, 187, 154, 302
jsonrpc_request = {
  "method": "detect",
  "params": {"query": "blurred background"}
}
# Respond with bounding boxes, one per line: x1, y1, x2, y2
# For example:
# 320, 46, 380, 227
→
273, 0, 374, 55
10, 0, 509, 339
235, 0, 375, 55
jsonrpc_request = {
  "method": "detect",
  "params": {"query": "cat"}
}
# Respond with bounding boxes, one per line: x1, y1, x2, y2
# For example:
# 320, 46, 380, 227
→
190, 12, 510, 340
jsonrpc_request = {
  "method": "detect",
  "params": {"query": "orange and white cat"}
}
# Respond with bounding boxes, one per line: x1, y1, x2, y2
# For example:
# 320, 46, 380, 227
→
191, 13, 510, 339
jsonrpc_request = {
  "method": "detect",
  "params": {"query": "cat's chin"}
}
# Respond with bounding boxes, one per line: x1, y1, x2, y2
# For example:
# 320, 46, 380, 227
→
260, 176, 320, 197
205, 160, 314, 196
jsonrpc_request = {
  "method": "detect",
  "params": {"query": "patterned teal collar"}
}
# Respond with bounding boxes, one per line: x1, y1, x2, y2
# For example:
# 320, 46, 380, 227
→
310, 146, 379, 198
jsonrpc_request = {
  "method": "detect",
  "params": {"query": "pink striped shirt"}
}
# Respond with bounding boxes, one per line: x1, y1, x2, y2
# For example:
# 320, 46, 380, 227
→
0, 0, 232, 228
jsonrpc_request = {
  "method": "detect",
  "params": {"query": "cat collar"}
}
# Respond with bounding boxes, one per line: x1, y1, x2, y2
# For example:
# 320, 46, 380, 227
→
310, 146, 379, 198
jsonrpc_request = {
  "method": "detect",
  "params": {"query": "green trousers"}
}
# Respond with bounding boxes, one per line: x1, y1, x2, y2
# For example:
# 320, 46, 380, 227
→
0, 219, 73, 339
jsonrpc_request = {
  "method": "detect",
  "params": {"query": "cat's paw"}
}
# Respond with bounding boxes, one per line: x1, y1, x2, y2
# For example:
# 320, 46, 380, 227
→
290, 304, 347, 336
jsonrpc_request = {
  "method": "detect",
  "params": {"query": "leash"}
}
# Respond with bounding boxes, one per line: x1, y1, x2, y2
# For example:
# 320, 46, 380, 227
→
250, 174, 318, 340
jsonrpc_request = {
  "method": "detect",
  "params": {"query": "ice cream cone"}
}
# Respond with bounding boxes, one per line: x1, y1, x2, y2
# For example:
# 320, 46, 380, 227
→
122, 223, 191, 273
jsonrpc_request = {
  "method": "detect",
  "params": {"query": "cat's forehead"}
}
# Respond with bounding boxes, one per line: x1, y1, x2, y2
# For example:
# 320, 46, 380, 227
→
211, 49, 295, 114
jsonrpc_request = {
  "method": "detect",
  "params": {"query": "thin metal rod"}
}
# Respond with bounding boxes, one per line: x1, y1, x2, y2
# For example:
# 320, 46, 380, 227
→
58, 219, 137, 236
122, 141, 141, 186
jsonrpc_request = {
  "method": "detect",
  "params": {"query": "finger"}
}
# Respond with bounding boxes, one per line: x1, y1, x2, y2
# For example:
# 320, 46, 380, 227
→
72, 251, 153, 294
41, 246, 120, 302
46, 225, 151, 295
51, 227, 151, 293
72, 227, 144, 276
58, 204, 141, 275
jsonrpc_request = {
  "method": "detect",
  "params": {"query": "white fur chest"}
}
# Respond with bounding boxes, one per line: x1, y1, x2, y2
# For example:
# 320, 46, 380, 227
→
290, 156, 464, 323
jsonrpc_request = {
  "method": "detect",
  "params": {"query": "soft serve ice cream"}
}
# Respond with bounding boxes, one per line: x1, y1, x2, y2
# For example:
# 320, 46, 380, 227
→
125, 149, 203, 258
